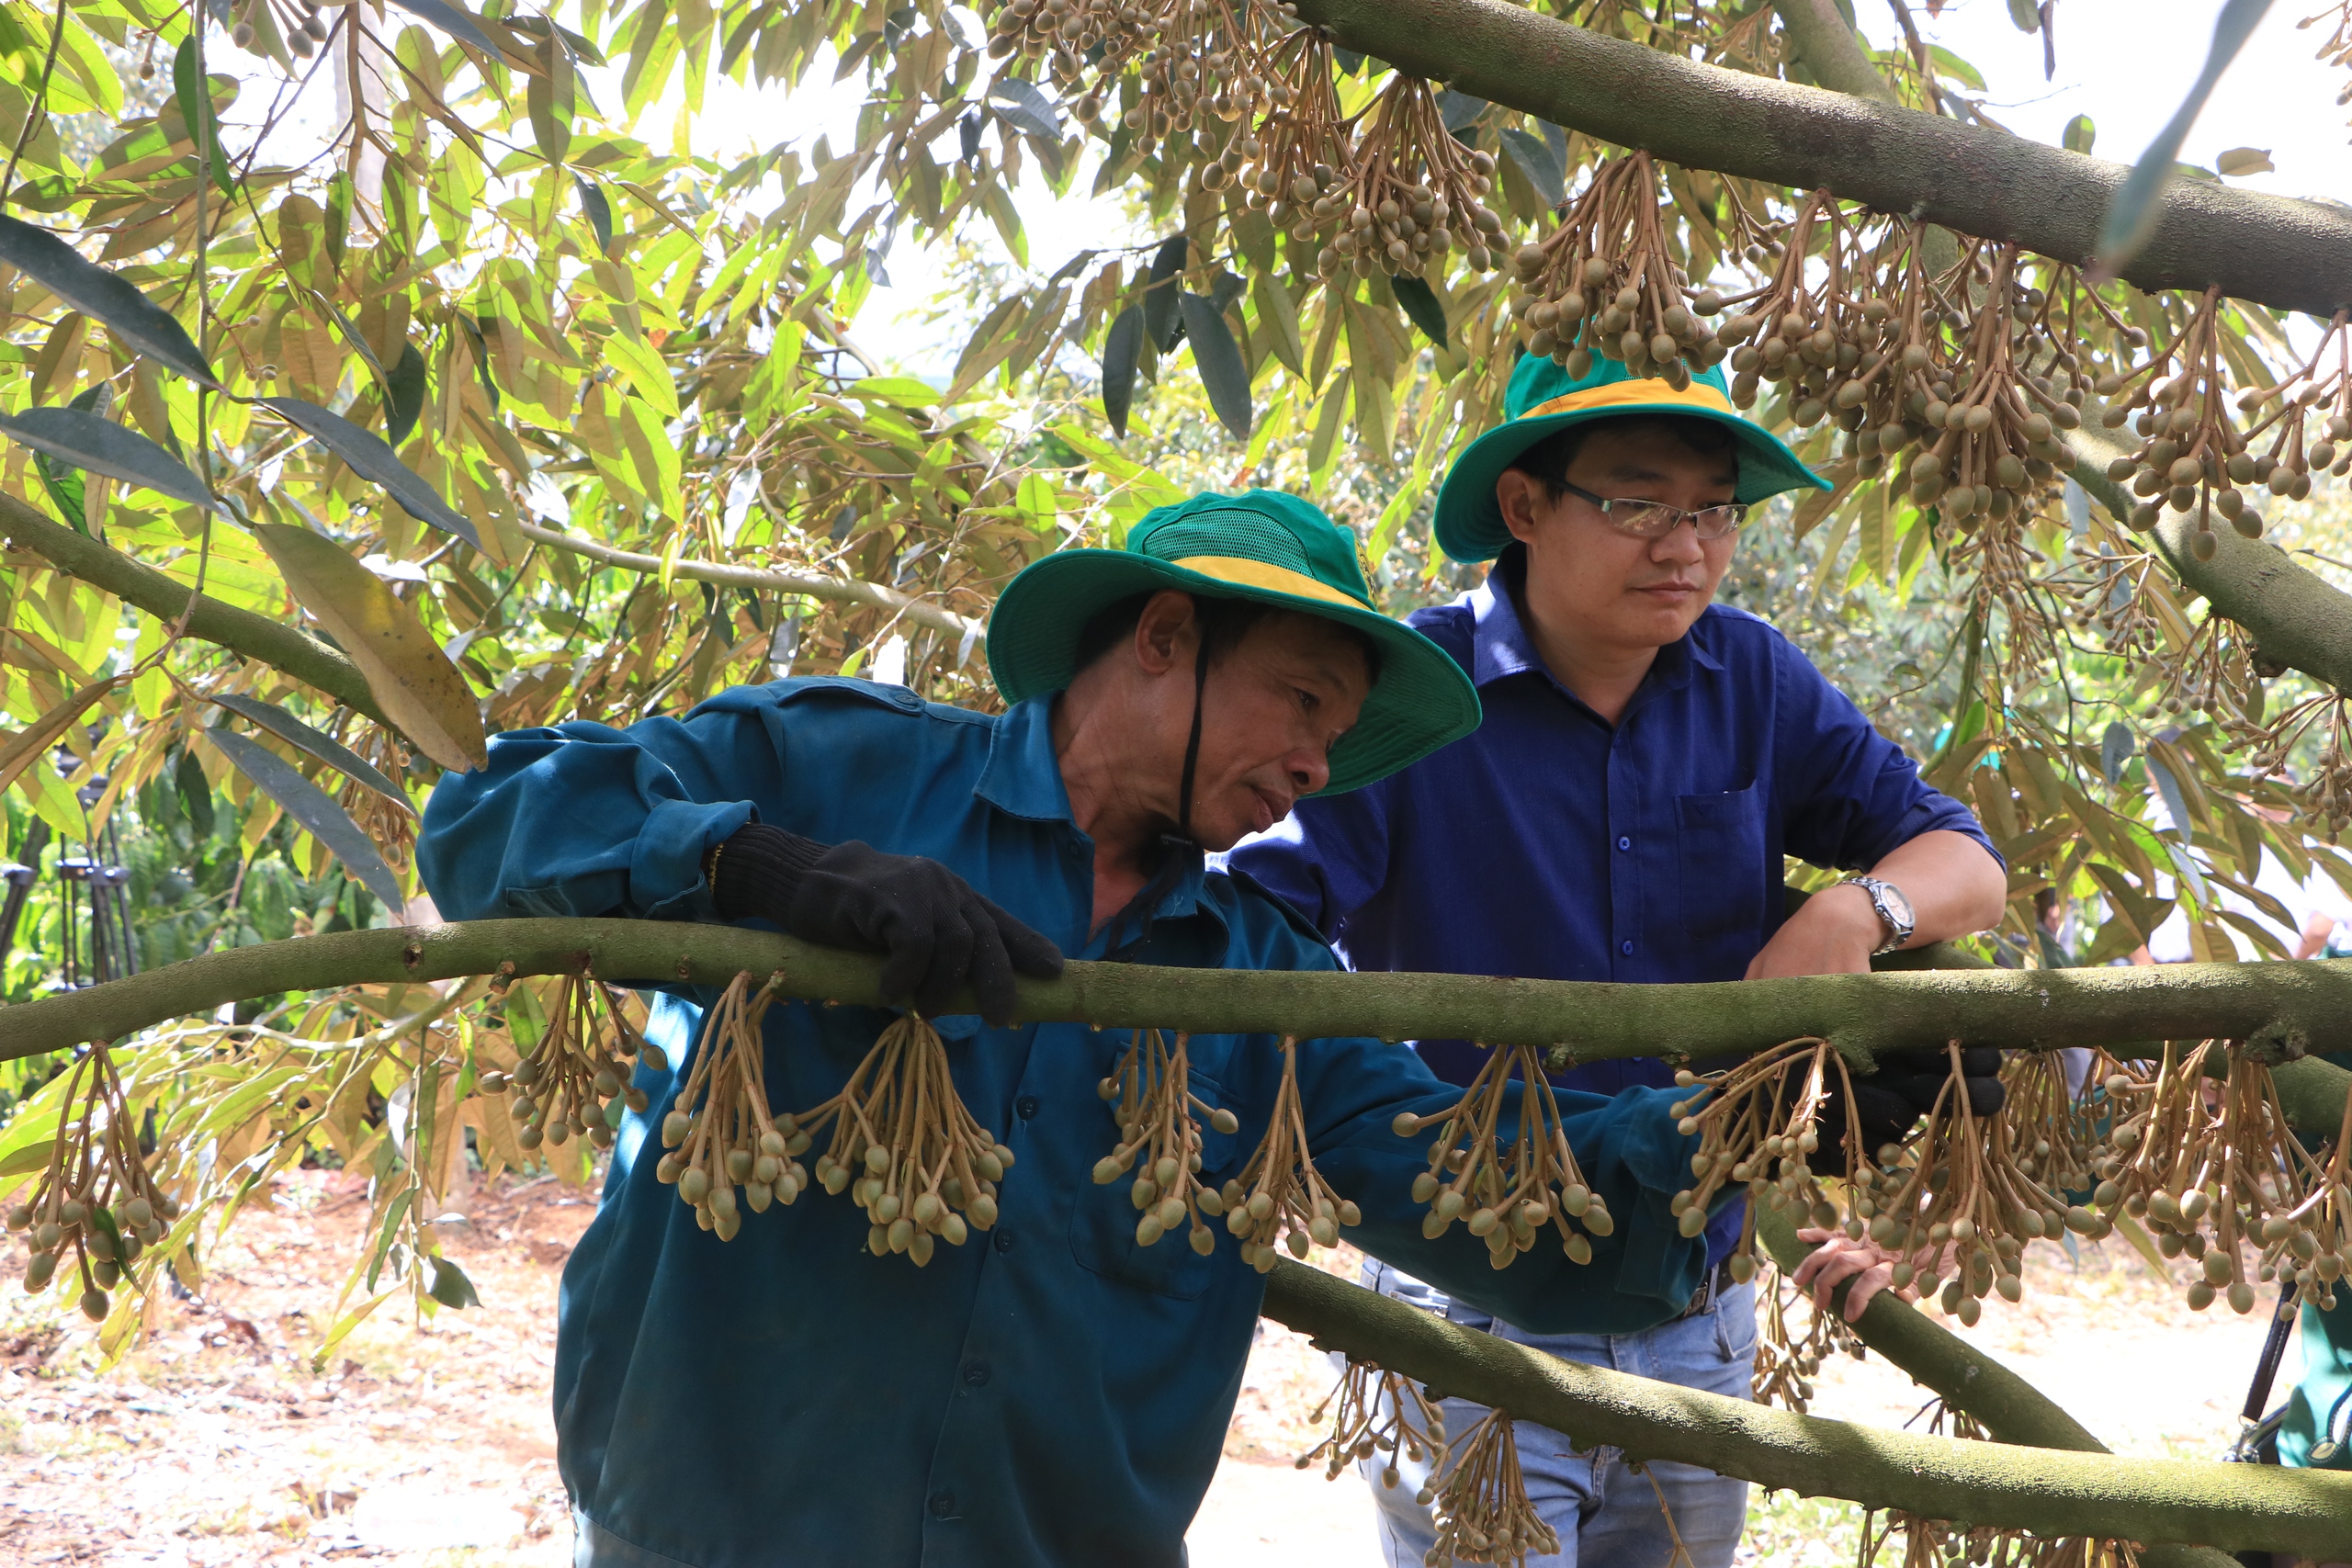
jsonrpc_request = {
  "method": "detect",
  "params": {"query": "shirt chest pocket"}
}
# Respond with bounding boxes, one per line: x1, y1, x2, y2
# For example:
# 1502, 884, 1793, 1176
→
1067, 1065, 1239, 1301
1675, 783, 1770, 955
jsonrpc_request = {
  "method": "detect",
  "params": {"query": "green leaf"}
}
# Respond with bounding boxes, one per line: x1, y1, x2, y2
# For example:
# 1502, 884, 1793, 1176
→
2100, 721, 2134, 786
1389, 275, 1448, 348
209, 693, 413, 814
425, 1254, 481, 1309
2093, 0, 2272, 273
0, 216, 216, 387
170, 38, 233, 199
386, 344, 428, 449
0, 1139, 54, 1179
251, 522, 490, 773
1102, 306, 1142, 438
602, 329, 682, 418
1142, 234, 1187, 352
2062, 113, 2096, 154
1178, 293, 1250, 442
1437, 90, 1486, 132
384, 0, 514, 63
988, 77, 1063, 141
175, 748, 215, 840
574, 175, 614, 254
259, 396, 480, 549
2006, 0, 2041, 30
848, 376, 940, 408
1498, 128, 1564, 208
201, 728, 406, 912
0, 405, 214, 509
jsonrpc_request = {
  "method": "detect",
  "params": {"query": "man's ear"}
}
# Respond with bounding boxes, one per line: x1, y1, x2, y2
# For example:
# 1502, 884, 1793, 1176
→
1130, 590, 1195, 677
1495, 469, 1547, 545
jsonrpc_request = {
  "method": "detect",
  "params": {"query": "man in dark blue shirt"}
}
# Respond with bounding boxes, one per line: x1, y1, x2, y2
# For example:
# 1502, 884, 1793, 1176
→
1227, 353, 2007, 1568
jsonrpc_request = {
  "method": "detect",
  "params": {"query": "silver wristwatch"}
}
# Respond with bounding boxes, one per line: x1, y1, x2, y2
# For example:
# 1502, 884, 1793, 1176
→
1844, 875, 1916, 955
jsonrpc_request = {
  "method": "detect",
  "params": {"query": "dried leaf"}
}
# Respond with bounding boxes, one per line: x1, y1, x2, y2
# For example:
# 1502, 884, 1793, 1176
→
2216, 146, 2275, 176
251, 523, 488, 773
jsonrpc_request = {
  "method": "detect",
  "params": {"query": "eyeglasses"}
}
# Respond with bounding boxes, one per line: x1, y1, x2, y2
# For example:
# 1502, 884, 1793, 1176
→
1558, 480, 1747, 541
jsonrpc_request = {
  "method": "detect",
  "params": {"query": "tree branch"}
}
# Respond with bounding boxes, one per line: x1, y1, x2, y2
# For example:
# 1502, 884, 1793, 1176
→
10, 921, 2352, 1119
1749, 1204, 2235, 1568
0, 497, 389, 726
516, 521, 987, 641
2066, 423, 2352, 695
1286, 0, 2352, 314
1770, 0, 1898, 104
1257, 1258, 2352, 1557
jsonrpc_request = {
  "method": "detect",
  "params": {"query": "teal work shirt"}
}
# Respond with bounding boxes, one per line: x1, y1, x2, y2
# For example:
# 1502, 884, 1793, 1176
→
416, 678, 1714, 1568
2281, 1047, 2352, 1472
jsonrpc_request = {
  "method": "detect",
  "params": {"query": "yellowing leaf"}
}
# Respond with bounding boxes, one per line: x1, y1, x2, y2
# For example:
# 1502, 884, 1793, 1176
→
600, 327, 681, 418
2215, 146, 2274, 177
252, 523, 488, 773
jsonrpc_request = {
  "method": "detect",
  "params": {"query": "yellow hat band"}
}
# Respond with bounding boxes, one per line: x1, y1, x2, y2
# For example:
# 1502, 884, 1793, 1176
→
1171, 556, 1368, 612
1519, 378, 1737, 423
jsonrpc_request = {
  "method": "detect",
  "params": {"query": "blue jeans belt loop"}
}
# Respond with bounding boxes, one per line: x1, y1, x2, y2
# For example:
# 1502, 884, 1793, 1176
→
1677, 1258, 1738, 1321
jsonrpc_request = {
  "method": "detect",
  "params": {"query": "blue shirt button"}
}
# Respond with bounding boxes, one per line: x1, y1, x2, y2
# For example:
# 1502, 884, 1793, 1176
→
1617, 836, 1631, 852
929, 1490, 956, 1519
962, 1360, 991, 1387
1015, 1096, 1040, 1120
1620, 940, 1634, 956
993, 1227, 1016, 1254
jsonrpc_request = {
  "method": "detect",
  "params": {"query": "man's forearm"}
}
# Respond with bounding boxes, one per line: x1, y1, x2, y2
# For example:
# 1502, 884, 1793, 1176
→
1870, 829, 2007, 947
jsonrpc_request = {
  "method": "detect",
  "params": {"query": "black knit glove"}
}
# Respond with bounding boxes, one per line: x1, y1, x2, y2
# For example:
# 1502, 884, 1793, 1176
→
709, 825, 1063, 1024
1820, 1045, 2007, 1159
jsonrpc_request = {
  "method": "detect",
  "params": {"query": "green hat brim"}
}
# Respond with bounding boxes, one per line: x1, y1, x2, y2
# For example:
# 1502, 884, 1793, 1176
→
987, 549, 1479, 795
1434, 393, 1831, 565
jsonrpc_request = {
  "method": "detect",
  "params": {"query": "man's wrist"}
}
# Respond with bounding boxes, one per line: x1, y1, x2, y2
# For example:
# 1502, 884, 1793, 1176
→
1808, 883, 1888, 951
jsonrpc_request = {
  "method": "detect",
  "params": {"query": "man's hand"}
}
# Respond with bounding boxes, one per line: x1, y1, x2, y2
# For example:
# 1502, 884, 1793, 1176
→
1792, 1227, 1942, 1323
713, 828, 1064, 1023
1744, 883, 1880, 979
1815, 1044, 2007, 1157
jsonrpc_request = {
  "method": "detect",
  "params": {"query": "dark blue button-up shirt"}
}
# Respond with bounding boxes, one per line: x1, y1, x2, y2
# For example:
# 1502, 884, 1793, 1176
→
1226, 549, 1996, 1264
417, 676, 1718, 1568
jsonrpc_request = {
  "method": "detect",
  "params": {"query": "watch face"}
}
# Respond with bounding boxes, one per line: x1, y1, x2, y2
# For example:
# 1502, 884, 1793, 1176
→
1880, 882, 1916, 928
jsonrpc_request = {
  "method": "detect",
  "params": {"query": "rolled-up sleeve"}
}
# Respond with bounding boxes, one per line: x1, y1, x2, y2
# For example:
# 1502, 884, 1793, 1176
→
418, 716, 763, 923
1771, 636, 2000, 874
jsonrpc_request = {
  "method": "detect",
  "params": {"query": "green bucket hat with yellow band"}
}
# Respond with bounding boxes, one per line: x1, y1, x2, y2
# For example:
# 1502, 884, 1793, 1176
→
1433, 350, 1832, 564
988, 490, 1480, 795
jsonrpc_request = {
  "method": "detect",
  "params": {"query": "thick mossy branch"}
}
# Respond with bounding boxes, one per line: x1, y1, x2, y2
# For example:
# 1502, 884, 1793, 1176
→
1749, 1207, 2234, 1568
2064, 423, 2352, 696
10, 920, 2352, 1108
1287, 0, 2352, 315
0, 499, 388, 726
1258, 1258, 2352, 1557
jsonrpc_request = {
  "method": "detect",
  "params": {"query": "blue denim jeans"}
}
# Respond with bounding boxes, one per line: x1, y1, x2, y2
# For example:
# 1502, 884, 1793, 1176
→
1352, 1258, 1757, 1568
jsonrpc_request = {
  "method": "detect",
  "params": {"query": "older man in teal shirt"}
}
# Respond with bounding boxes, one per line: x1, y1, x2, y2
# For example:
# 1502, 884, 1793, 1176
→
418, 492, 1805, 1568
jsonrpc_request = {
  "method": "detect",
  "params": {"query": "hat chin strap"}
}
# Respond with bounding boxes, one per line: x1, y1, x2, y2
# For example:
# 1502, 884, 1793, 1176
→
1104, 635, 1212, 959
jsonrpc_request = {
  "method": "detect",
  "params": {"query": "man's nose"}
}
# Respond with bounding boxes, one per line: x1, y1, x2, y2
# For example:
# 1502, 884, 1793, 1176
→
1652, 519, 1704, 564
1288, 747, 1331, 796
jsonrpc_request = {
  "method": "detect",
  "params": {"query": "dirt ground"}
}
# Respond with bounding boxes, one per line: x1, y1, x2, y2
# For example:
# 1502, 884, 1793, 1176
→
0, 1170, 2298, 1566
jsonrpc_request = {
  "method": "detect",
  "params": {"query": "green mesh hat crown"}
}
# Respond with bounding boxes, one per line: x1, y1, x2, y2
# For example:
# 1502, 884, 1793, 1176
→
987, 490, 1480, 795
1433, 350, 1830, 563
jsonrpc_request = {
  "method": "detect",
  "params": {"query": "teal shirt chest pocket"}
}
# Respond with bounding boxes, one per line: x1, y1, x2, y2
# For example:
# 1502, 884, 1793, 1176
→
1675, 783, 1769, 955
1069, 1060, 1241, 1300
